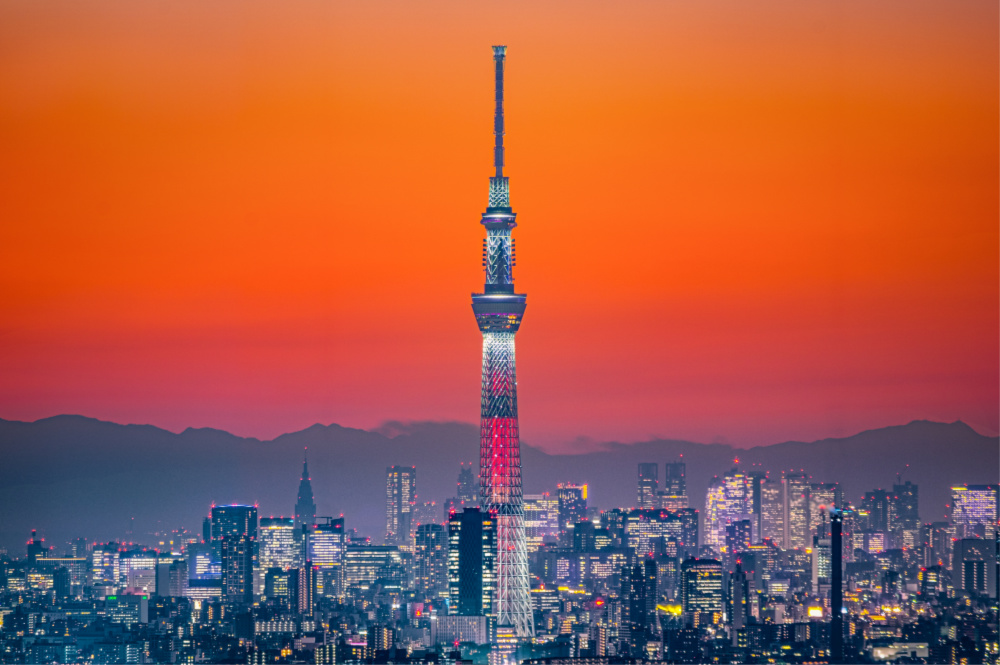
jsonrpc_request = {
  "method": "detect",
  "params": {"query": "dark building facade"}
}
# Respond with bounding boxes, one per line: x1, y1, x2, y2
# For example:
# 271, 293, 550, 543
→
448, 507, 497, 616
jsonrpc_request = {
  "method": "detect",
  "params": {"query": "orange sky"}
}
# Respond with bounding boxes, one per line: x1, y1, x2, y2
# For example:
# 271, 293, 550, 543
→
1, 1, 997, 451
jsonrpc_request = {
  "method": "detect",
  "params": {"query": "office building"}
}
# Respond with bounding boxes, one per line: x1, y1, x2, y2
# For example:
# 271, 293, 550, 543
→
664, 462, 686, 497
557, 484, 588, 534
308, 517, 345, 596
524, 493, 559, 552
457, 463, 478, 504
415, 523, 448, 599
808, 482, 842, 536
954, 538, 997, 598
785, 473, 811, 550
951, 485, 998, 539
385, 466, 416, 546
760, 475, 785, 546
259, 517, 298, 571
448, 507, 496, 617
211, 504, 258, 604
680, 558, 723, 627
637, 463, 659, 509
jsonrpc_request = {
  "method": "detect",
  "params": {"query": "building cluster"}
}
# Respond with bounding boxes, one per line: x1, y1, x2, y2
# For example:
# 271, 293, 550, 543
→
1, 458, 997, 664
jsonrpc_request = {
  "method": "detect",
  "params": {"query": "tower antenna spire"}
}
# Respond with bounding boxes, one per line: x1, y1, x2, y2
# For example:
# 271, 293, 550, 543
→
492, 45, 506, 178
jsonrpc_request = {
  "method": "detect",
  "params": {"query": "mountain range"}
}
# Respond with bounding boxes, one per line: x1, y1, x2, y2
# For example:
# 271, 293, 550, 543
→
0, 416, 995, 554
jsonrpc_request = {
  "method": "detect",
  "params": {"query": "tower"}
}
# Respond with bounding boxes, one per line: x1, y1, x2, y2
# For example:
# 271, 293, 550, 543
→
472, 45, 533, 638
294, 449, 317, 535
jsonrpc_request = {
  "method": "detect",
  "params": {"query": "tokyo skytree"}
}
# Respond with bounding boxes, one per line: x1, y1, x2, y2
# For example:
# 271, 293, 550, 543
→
472, 45, 534, 639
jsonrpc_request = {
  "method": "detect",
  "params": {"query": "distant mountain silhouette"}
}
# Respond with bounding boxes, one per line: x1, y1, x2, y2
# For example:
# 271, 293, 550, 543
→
0, 416, 995, 554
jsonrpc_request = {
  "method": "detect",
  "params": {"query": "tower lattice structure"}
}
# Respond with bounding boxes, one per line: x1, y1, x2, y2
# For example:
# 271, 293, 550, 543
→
472, 45, 533, 639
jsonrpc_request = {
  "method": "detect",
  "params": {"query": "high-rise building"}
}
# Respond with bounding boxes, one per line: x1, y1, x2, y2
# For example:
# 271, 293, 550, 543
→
414, 523, 448, 600
784, 473, 811, 550
759, 475, 785, 546
263, 567, 298, 610
862, 488, 891, 534
294, 449, 317, 535
457, 463, 478, 504
926, 521, 956, 570
704, 470, 752, 551
951, 485, 998, 539
892, 481, 919, 528
830, 509, 844, 663
808, 483, 842, 536
412, 501, 440, 529
637, 463, 659, 509
557, 484, 589, 535
680, 558, 723, 628
811, 532, 832, 594
211, 505, 258, 604
747, 471, 766, 539
448, 508, 496, 617
259, 517, 298, 571
621, 563, 649, 658
954, 538, 997, 598
664, 462, 686, 497
725, 519, 753, 570
385, 466, 416, 546
728, 562, 750, 644
524, 493, 559, 552
308, 517, 345, 596
298, 563, 316, 616
472, 45, 533, 639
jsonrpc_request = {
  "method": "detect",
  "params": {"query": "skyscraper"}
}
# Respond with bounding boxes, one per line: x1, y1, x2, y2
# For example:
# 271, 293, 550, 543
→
621, 563, 649, 657
862, 489, 891, 533
704, 470, 752, 551
759, 475, 785, 545
637, 463, 659, 509
448, 507, 497, 617
294, 449, 317, 535
472, 45, 533, 638
211, 504, 258, 604
557, 483, 589, 537
415, 523, 448, 600
954, 538, 997, 598
808, 482, 841, 537
784, 472, 810, 550
457, 463, 478, 504
385, 466, 416, 546
830, 508, 844, 663
259, 516, 298, 571
663, 462, 686, 497
523, 493, 559, 552
680, 558, 723, 628
308, 517, 345, 596
951, 485, 998, 539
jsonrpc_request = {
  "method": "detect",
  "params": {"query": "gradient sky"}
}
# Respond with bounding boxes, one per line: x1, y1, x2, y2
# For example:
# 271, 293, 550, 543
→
1, 1, 997, 451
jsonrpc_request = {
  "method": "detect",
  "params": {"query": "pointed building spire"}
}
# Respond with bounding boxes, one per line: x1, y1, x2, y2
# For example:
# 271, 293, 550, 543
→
294, 447, 317, 534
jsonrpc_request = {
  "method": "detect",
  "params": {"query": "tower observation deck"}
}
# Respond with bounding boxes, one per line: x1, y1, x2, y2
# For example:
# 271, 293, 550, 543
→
472, 45, 533, 639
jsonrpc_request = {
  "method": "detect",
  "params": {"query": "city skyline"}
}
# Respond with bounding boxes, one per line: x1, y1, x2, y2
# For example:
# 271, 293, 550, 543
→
1, 1, 997, 450
0, 3, 997, 662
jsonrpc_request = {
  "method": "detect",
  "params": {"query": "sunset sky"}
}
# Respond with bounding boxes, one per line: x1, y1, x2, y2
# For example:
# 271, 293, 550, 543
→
1, 1, 997, 451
